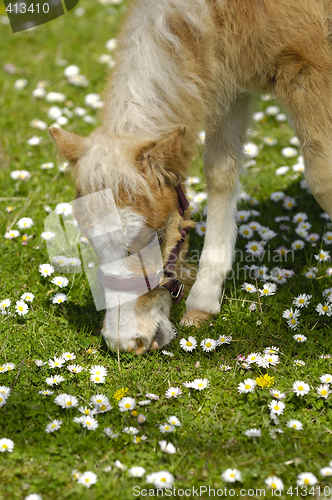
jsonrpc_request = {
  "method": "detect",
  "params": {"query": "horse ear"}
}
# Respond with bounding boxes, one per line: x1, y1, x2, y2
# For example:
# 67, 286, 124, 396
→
137, 127, 186, 182
49, 127, 87, 164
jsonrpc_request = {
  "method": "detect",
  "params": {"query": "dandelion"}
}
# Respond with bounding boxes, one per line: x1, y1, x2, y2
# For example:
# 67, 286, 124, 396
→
265, 476, 284, 491
0, 438, 14, 452
200, 338, 217, 351
77, 471, 97, 488
296, 472, 318, 486
221, 468, 242, 483
293, 381, 310, 397
118, 397, 136, 412
238, 378, 257, 394
45, 419, 62, 433
316, 384, 331, 398
256, 374, 274, 387
287, 420, 303, 430
15, 301, 29, 316
179, 336, 197, 352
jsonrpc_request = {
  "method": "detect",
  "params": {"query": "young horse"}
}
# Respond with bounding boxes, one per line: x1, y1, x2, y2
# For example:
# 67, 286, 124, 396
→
50, 0, 332, 354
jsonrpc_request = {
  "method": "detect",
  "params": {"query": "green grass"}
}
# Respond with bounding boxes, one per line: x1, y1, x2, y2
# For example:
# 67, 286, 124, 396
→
1, 1, 332, 499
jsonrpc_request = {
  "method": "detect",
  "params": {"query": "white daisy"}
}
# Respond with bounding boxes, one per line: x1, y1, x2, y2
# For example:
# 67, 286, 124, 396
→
17, 217, 34, 229
221, 468, 242, 483
200, 338, 217, 352
54, 393, 78, 409
15, 300, 29, 316
21, 293, 34, 302
128, 466, 146, 477
259, 282, 277, 297
245, 240, 264, 257
217, 335, 232, 345
67, 364, 84, 374
316, 384, 331, 398
45, 419, 62, 433
146, 471, 174, 488
269, 400, 285, 415
293, 294, 311, 308
118, 397, 136, 412
165, 387, 182, 398
51, 293, 67, 304
320, 374, 332, 384
179, 336, 197, 352
265, 475, 284, 491
287, 419, 303, 430
241, 282, 257, 293
292, 381, 310, 397
159, 440, 177, 454
293, 334, 307, 342
39, 264, 54, 276
296, 472, 317, 486
48, 357, 65, 368
55, 203, 73, 216
320, 467, 332, 477
77, 471, 97, 488
46, 375, 65, 386
81, 415, 99, 430
0, 438, 14, 453
41, 231, 56, 240
316, 303, 332, 316
244, 429, 261, 437
238, 378, 257, 394
191, 378, 210, 390
51, 276, 69, 288
159, 423, 175, 433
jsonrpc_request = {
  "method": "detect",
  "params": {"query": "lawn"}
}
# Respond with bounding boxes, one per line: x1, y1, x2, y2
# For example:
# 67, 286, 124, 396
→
1, 1, 332, 499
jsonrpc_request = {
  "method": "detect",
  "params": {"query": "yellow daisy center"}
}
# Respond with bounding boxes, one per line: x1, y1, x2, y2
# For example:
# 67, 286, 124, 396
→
206, 342, 212, 348
245, 384, 251, 390
186, 342, 192, 347
321, 390, 327, 396
271, 483, 277, 489
18, 306, 23, 311
66, 401, 72, 406
298, 386, 303, 391
323, 306, 329, 312
125, 403, 131, 408
252, 245, 258, 251
274, 405, 279, 411
2, 444, 7, 449
198, 383, 204, 388
304, 479, 309, 485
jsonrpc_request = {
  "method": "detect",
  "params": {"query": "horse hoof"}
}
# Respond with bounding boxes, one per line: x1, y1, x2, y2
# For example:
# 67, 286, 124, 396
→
180, 309, 212, 326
